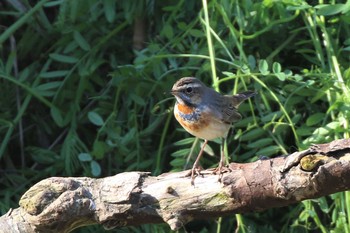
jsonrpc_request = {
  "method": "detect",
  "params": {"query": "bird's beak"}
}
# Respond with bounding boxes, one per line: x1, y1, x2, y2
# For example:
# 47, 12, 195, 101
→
164, 90, 176, 96
169, 90, 178, 96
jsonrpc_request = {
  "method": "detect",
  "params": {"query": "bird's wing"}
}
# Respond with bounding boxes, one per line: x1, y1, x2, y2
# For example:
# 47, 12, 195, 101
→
205, 90, 256, 124
206, 95, 242, 124
220, 98, 242, 124
222, 91, 256, 123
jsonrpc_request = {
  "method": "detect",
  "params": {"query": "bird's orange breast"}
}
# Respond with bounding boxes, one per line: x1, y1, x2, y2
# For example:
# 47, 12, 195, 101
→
176, 103, 194, 114
174, 103, 229, 140
174, 103, 203, 130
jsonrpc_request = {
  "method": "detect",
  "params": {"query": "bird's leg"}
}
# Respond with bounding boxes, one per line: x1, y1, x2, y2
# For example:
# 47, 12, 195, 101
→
190, 139, 208, 185
212, 137, 230, 182
217, 137, 226, 182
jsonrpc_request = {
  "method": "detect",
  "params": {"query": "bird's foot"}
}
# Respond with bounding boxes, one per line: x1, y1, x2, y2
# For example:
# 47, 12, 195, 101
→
185, 165, 203, 186
212, 162, 231, 182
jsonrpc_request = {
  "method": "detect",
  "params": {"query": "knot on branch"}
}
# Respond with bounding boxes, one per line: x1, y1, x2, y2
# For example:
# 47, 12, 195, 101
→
19, 177, 93, 216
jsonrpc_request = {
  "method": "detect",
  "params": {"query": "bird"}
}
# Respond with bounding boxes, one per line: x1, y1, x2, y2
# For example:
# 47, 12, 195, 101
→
171, 77, 256, 185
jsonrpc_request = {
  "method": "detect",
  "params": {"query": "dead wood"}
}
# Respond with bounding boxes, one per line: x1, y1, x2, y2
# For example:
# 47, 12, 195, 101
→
1, 138, 350, 232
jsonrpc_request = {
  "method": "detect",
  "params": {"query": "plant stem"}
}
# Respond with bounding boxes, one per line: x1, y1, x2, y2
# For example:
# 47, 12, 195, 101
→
202, 0, 218, 88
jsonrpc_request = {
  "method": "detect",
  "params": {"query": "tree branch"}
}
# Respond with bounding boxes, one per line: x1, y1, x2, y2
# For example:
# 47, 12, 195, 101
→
1, 139, 350, 232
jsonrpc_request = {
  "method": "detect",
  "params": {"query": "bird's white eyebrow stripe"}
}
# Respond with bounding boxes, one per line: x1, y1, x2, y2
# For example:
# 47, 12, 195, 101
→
178, 82, 202, 88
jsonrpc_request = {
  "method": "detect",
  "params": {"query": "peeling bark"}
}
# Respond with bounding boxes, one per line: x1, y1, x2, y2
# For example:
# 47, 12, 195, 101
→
1, 139, 350, 232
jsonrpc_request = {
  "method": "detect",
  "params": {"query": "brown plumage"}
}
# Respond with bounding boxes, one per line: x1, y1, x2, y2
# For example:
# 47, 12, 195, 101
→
171, 77, 256, 185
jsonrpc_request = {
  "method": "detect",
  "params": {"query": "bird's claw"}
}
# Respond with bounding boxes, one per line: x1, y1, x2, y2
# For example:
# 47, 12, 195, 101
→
212, 163, 231, 182
191, 166, 204, 185
185, 166, 203, 186
186, 163, 231, 185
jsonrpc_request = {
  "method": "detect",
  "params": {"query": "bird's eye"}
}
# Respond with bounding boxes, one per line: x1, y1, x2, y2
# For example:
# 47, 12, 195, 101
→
186, 87, 193, 93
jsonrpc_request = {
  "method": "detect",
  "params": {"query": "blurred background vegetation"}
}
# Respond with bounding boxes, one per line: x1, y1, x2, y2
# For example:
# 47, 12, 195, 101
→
1, 0, 350, 232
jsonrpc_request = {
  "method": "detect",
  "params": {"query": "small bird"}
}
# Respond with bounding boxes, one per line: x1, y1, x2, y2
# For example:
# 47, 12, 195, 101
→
171, 77, 256, 185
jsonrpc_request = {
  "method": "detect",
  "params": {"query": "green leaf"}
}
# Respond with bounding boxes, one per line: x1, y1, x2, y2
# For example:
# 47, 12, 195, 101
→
130, 93, 146, 106
19, 68, 30, 81
92, 141, 108, 159
317, 197, 329, 213
308, 209, 316, 218
247, 138, 274, 149
240, 128, 266, 141
5, 52, 16, 75
104, 0, 116, 22
124, 150, 137, 162
29, 147, 59, 164
302, 134, 325, 146
298, 209, 309, 221
222, 71, 234, 77
49, 53, 78, 64
170, 158, 186, 167
189, 29, 204, 37
73, 31, 91, 51
261, 111, 282, 122
34, 90, 55, 97
64, 41, 79, 53
121, 128, 136, 145
293, 74, 303, 82
272, 62, 281, 73
306, 113, 325, 126
163, 6, 176, 11
171, 148, 190, 157
203, 143, 214, 156
273, 123, 289, 135
292, 114, 302, 124
256, 145, 280, 157
173, 138, 195, 146
138, 159, 154, 169
314, 127, 329, 135
36, 81, 62, 91
140, 116, 163, 136
51, 106, 64, 127
296, 127, 313, 136
275, 72, 286, 81
90, 160, 101, 176
272, 62, 286, 81
248, 55, 256, 70
39, 70, 70, 78
78, 153, 92, 162
44, 0, 64, 7
284, 69, 293, 76
162, 24, 174, 39
177, 22, 187, 30
326, 121, 340, 130
286, 5, 311, 11
88, 111, 104, 126
234, 116, 257, 128
343, 46, 350, 51
240, 64, 250, 74
258, 59, 269, 75
315, 4, 345, 16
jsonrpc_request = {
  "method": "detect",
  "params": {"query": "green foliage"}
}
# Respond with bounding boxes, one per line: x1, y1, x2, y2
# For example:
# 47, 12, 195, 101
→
1, 0, 350, 232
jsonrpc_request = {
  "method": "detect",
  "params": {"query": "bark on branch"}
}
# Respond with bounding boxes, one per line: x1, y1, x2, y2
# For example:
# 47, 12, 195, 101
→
1, 139, 350, 232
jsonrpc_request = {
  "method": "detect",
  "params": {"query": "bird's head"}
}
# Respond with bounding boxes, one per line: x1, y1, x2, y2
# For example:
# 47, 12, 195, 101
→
171, 77, 205, 106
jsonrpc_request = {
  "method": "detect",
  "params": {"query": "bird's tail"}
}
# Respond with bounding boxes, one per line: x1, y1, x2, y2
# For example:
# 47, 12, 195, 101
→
231, 91, 257, 107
